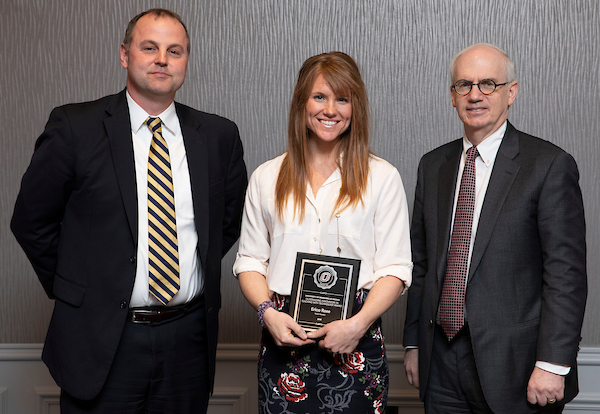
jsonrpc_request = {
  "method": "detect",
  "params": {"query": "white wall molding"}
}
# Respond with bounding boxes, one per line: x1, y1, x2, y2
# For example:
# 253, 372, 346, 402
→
209, 387, 249, 414
0, 343, 43, 360
566, 393, 600, 412
387, 389, 424, 409
0, 387, 8, 414
215, 343, 259, 361
1, 344, 599, 413
563, 348, 600, 413
34, 386, 60, 414
577, 347, 600, 366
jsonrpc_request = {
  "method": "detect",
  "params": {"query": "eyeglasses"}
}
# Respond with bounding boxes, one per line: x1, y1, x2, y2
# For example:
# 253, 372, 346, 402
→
452, 79, 508, 96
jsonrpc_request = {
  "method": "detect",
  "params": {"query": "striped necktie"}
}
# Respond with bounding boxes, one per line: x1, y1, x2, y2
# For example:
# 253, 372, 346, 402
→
439, 146, 479, 340
146, 117, 180, 305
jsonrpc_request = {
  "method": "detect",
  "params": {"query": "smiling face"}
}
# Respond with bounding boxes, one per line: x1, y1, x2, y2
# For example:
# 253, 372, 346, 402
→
451, 45, 518, 144
305, 74, 352, 146
120, 14, 189, 114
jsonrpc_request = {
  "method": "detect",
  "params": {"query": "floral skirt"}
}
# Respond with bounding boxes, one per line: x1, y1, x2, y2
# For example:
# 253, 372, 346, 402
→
257, 290, 388, 414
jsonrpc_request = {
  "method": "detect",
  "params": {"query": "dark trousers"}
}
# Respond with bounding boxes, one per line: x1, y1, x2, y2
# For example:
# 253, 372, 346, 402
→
61, 295, 210, 414
424, 325, 564, 414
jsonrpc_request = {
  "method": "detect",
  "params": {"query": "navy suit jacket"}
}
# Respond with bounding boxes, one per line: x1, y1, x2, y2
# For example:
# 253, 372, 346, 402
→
11, 90, 248, 400
403, 122, 587, 413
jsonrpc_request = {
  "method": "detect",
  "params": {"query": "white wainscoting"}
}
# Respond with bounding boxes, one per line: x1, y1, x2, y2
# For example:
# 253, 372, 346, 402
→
0, 344, 598, 414
563, 348, 600, 413
0, 387, 7, 414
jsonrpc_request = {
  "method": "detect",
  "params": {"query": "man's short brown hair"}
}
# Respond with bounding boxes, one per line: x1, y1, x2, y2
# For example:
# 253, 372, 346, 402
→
122, 8, 190, 54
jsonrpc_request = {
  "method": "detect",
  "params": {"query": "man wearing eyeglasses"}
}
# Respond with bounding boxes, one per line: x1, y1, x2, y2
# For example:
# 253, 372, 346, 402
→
403, 43, 587, 413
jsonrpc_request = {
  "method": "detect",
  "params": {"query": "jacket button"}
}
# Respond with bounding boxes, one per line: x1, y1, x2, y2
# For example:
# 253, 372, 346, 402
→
120, 301, 128, 309
129, 256, 136, 264
429, 319, 434, 327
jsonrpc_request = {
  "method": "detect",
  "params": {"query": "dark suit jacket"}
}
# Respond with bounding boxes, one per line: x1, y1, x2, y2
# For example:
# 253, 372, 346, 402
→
11, 90, 248, 400
403, 122, 587, 413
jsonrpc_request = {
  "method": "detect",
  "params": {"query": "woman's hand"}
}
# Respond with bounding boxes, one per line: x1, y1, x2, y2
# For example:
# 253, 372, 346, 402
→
238, 271, 315, 347
307, 276, 405, 354
263, 307, 316, 347
306, 317, 367, 354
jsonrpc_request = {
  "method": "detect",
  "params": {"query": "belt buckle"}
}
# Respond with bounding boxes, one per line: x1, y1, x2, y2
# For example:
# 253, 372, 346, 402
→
130, 309, 155, 324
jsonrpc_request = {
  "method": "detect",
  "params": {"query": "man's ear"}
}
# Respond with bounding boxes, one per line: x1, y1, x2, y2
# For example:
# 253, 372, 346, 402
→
120, 44, 129, 69
451, 86, 457, 108
507, 81, 519, 107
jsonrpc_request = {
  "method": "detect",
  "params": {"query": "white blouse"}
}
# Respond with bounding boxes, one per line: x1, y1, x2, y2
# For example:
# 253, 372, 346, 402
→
233, 153, 413, 295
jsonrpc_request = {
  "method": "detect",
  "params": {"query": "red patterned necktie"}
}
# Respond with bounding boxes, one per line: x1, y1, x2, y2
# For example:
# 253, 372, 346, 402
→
439, 146, 479, 340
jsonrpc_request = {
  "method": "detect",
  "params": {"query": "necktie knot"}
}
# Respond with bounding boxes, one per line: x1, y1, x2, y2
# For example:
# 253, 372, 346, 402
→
146, 117, 162, 133
466, 146, 479, 163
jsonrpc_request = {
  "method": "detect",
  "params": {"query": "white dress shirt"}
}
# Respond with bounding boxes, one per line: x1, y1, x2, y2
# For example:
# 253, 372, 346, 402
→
126, 92, 202, 307
233, 153, 413, 294
452, 121, 569, 375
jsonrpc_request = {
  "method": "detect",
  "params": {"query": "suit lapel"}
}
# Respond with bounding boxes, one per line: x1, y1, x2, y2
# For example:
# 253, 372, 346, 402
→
176, 104, 209, 272
104, 91, 138, 241
468, 123, 521, 280
436, 141, 462, 285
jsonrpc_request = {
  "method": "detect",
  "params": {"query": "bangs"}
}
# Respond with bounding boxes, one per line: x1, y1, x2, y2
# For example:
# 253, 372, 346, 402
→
320, 67, 354, 100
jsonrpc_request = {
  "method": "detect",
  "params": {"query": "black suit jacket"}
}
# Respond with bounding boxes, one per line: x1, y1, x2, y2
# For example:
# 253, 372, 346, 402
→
403, 122, 587, 413
11, 90, 248, 400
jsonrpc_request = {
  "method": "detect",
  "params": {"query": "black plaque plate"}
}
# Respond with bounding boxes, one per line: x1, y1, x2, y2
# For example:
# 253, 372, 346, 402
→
288, 252, 361, 332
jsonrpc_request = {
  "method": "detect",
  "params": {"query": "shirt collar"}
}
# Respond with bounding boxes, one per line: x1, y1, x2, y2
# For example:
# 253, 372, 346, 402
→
463, 121, 506, 167
126, 91, 179, 138
325, 152, 343, 185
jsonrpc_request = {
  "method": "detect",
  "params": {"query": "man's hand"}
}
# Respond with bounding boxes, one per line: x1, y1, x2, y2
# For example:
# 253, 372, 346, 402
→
527, 366, 565, 406
404, 348, 420, 389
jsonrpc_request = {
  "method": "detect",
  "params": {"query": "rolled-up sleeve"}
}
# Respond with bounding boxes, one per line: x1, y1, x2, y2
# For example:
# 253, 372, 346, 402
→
233, 163, 271, 277
371, 165, 413, 292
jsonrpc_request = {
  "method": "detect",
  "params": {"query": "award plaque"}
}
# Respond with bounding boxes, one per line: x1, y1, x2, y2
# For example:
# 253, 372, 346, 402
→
288, 252, 361, 332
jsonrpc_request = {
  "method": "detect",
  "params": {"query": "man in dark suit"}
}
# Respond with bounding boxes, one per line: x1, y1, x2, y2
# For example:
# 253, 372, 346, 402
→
11, 8, 247, 413
403, 43, 587, 413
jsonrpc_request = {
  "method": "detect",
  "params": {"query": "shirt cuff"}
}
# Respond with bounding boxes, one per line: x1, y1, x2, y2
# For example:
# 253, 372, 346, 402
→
535, 361, 571, 376
232, 255, 268, 278
373, 265, 413, 292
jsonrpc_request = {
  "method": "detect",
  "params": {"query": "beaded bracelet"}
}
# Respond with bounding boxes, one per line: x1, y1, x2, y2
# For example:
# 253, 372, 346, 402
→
257, 300, 275, 327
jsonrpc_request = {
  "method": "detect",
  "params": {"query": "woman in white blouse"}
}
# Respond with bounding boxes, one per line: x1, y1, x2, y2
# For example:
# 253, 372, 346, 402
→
233, 52, 412, 414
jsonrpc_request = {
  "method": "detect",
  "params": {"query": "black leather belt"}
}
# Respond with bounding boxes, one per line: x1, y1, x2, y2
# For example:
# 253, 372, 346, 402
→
128, 307, 186, 324
128, 294, 204, 324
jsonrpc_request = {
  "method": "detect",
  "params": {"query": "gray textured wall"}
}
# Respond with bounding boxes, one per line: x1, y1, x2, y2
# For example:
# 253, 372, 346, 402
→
1, 0, 598, 347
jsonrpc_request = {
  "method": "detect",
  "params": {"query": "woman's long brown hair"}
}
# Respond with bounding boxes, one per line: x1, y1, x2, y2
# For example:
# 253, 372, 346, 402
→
275, 52, 371, 222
